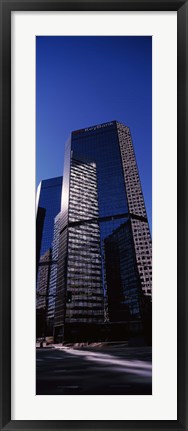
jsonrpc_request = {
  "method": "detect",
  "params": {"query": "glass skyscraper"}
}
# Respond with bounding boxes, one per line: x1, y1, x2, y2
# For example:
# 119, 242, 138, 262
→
54, 121, 152, 342
36, 176, 63, 258
36, 176, 63, 336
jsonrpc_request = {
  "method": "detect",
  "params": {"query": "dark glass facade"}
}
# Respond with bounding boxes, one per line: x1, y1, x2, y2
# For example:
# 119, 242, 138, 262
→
36, 248, 52, 338
104, 220, 141, 321
36, 206, 46, 278
36, 176, 63, 257
54, 121, 152, 341
72, 122, 128, 219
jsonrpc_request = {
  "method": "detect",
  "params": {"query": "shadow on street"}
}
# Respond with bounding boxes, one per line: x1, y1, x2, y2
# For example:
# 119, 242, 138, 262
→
36, 345, 152, 395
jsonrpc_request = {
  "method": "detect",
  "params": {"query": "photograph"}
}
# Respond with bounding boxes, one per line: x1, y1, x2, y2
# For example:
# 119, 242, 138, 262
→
36, 35, 152, 396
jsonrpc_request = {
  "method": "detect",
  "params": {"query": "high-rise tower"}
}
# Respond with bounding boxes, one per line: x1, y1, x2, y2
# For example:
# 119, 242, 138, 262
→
54, 121, 152, 342
36, 176, 63, 336
36, 176, 63, 258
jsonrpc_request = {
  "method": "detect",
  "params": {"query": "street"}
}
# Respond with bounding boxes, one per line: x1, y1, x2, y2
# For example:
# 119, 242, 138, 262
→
36, 344, 152, 395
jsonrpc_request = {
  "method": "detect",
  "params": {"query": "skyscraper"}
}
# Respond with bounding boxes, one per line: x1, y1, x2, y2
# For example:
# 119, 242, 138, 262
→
54, 121, 152, 342
36, 176, 63, 258
36, 176, 63, 336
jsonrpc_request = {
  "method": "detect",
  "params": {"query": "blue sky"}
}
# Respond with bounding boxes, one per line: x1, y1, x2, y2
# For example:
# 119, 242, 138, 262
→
36, 36, 152, 231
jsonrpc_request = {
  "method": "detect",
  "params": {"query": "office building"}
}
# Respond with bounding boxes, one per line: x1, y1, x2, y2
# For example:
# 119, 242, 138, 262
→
36, 176, 63, 336
46, 212, 61, 329
36, 176, 63, 257
36, 248, 51, 338
117, 122, 152, 296
36, 206, 46, 278
54, 121, 152, 341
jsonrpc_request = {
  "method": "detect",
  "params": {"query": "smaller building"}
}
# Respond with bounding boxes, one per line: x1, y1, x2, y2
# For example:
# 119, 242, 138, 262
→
36, 248, 51, 338
36, 176, 63, 338
36, 176, 63, 257
36, 206, 46, 279
46, 212, 61, 333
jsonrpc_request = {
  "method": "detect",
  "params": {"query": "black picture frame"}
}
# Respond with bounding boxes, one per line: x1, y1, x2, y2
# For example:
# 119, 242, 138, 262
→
0, 1, 187, 430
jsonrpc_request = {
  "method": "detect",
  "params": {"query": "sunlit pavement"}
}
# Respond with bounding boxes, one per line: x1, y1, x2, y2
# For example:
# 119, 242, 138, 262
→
36, 345, 152, 395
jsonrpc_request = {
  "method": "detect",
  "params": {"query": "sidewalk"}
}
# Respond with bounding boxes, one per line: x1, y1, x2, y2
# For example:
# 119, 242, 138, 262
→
36, 341, 128, 349
53, 341, 129, 350
36, 340, 151, 350
36, 342, 53, 348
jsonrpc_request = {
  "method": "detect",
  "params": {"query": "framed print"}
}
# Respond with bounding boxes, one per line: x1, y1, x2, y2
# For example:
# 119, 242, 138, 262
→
0, 0, 187, 430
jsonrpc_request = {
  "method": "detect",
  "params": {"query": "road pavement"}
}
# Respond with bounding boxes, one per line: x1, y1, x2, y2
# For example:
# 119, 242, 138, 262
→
36, 344, 152, 395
